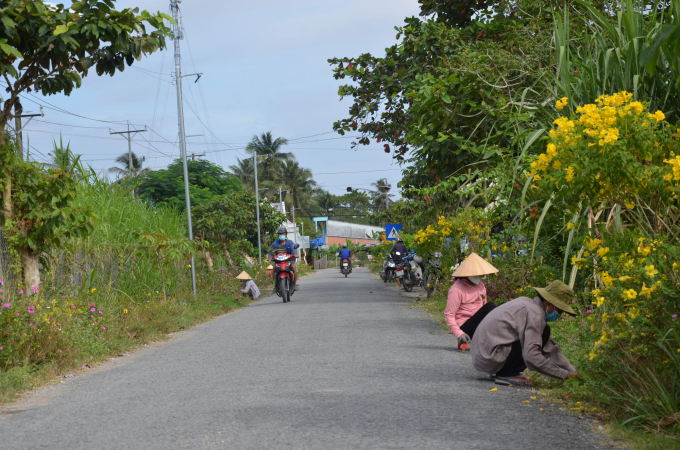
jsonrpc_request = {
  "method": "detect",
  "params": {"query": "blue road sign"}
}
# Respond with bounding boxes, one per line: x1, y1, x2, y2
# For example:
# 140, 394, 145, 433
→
385, 224, 402, 241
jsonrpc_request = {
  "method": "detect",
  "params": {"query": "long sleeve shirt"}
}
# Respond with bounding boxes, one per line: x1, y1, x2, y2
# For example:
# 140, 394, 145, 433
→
444, 278, 487, 338
240, 280, 260, 300
471, 296, 576, 380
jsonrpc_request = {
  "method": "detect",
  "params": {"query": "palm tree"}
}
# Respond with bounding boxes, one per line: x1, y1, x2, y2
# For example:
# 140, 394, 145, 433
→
229, 157, 255, 189
245, 131, 291, 181
316, 191, 337, 213
277, 159, 318, 218
369, 178, 394, 212
108, 151, 150, 179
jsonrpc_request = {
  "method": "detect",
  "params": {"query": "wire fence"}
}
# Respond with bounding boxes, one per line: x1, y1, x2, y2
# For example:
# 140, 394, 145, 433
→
0, 225, 18, 288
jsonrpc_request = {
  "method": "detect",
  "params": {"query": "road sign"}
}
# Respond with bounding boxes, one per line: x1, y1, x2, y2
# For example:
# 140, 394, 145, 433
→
385, 224, 402, 241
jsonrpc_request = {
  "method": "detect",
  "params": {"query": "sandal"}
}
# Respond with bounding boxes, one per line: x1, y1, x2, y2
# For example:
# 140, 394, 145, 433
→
492, 375, 533, 387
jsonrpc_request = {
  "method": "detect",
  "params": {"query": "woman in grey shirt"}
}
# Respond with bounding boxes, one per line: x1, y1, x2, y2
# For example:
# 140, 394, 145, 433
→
471, 280, 579, 386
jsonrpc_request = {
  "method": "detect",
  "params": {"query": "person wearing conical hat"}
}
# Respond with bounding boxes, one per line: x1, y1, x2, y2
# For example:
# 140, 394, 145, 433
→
266, 265, 274, 277
444, 253, 499, 349
471, 280, 578, 387
237, 271, 260, 300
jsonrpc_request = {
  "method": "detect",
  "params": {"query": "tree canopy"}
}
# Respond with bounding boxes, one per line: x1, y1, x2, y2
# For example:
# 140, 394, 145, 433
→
137, 159, 242, 210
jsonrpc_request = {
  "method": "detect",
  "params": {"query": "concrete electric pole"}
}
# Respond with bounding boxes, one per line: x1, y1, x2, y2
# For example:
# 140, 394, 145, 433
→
171, 0, 202, 296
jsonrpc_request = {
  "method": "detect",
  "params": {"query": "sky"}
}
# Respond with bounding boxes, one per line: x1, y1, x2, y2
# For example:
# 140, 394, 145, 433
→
18, 0, 423, 197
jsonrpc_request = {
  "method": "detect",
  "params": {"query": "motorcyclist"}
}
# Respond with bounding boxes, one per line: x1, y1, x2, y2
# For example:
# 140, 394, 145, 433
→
268, 226, 299, 290
338, 243, 352, 274
389, 237, 408, 287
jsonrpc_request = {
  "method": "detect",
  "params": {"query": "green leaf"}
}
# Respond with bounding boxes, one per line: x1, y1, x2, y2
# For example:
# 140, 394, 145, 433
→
53, 25, 69, 36
530, 198, 552, 263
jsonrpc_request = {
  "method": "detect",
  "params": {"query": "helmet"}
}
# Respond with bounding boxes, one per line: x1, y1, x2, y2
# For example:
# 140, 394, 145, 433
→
277, 226, 287, 235
342, 243, 347, 248
396, 237, 403, 243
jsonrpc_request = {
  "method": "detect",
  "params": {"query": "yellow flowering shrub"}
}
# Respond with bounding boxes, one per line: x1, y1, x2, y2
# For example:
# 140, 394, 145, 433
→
528, 92, 679, 211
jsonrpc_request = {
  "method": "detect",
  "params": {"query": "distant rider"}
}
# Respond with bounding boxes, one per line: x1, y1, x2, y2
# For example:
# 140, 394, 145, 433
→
269, 226, 299, 290
339, 243, 352, 273
389, 237, 408, 288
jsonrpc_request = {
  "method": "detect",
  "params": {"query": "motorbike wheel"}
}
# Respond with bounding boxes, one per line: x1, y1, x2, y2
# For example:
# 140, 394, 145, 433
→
425, 274, 439, 298
403, 272, 413, 292
279, 278, 289, 303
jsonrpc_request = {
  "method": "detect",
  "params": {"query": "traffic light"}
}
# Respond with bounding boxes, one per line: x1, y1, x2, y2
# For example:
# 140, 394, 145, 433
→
346, 187, 352, 192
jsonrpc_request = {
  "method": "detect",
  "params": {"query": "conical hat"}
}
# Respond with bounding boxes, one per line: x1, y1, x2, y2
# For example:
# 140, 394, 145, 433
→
236, 271, 252, 280
452, 253, 499, 277
266, 265, 273, 270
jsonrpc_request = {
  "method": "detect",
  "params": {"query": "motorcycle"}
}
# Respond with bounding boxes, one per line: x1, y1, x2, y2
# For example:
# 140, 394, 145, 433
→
398, 252, 423, 292
272, 243, 300, 303
379, 257, 396, 282
341, 258, 350, 277
421, 252, 443, 298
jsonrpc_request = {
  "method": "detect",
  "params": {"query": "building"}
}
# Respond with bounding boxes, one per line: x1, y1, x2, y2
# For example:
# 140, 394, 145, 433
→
313, 217, 384, 246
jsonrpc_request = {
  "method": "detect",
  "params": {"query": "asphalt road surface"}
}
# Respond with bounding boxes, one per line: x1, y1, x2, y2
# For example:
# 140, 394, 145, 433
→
0, 268, 609, 449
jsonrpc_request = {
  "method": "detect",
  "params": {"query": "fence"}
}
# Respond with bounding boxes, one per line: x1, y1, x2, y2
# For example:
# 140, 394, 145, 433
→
313, 255, 328, 270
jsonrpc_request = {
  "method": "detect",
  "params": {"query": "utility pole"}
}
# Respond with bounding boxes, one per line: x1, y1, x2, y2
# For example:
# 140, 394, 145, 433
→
171, 0, 202, 295
254, 154, 262, 265
109, 121, 147, 179
12, 102, 44, 161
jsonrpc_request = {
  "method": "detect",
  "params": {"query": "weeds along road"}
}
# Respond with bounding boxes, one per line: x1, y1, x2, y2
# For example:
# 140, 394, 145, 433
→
0, 268, 607, 449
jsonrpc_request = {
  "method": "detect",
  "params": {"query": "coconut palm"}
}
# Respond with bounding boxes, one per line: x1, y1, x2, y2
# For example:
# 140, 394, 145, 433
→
245, 131, 291, 181
277, 159, 318, 218
108, 151, 150, 179
229, 157, 255, 189
316, 191, 337, 213
369, 178, 394, 212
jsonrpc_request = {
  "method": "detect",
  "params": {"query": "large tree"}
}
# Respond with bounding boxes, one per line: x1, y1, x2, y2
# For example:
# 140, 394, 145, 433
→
0, 0, 172, 288
137, 159, 241, 210
276, 159, 317, 218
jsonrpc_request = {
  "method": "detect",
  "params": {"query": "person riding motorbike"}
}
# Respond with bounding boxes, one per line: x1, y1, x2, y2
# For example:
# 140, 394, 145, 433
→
269, 226, 299, 290
339, 243, 352, 274
389, 237, 408, 287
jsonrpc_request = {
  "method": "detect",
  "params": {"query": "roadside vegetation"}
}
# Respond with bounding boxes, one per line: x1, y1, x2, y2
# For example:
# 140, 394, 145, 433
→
346, 0, 680, 443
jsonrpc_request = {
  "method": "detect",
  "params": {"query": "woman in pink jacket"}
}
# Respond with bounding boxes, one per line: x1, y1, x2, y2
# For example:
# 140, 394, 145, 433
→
444, 253, 499, 349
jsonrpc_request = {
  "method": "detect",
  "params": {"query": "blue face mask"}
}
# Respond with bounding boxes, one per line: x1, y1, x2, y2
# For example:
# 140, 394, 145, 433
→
545, 307, 561, 322
279, 235, 286, 241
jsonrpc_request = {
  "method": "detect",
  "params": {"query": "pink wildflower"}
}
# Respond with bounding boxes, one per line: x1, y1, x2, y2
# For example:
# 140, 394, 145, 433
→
18, 290, 24, 294
98, 311, 103, 314
28, 306, 35, 314
0, 346, 3, 350
39, 281, 43, 284
90, 308, 95, 312
61, 296, 66, 299
2, 303, 9, 308
28, 324, 34, 327
31, 286, 38, 293
0, 278, 3, 285
1, 296, 5, 301
101, 327, 106, 330
673, 314, 678, 318
89, 303, 95, 307
93, 321, 97, 324
71, 305, 76, 309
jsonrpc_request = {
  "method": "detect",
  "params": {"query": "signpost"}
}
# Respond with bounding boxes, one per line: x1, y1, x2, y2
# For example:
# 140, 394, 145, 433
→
385, 224, 402, 241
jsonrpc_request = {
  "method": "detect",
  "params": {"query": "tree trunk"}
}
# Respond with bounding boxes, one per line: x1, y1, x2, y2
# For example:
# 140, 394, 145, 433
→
222, 244, 236, 269
1, 126, 13, 228
20, 246, 40, 292
205, 251, 214, 272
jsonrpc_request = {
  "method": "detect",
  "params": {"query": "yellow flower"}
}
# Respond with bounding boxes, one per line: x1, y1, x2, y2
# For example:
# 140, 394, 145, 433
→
639, 283, 656, 298
624, 200, 635, 209
637, 243, 651, 256
567, 222, 575, 230
147, 293, 152, 296
586, 238, 603, 251
600, 272, 614, 286
123, 309, 128, 314
596, 296, 605, 307
673, 262, 678, 271
596, 247, 610, 258
622, 289, 638, 300
565, 166, 575, 182
555, 97, 568, 110
645, 264, 659, 278
618, 276, 631, 282
627, 307, 640, 319
91, 288, 97, 293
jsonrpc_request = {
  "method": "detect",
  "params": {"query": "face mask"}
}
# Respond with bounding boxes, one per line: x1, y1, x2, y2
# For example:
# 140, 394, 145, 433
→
545, 306, 561, 322
468, 275, 482, 285
279, 235, 286, 241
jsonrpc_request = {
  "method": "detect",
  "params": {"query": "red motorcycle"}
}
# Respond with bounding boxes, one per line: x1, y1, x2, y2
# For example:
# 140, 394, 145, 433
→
272, 250, 297, 303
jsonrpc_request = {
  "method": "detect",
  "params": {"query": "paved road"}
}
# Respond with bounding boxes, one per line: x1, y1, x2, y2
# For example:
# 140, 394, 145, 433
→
1, 268, 608, 449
